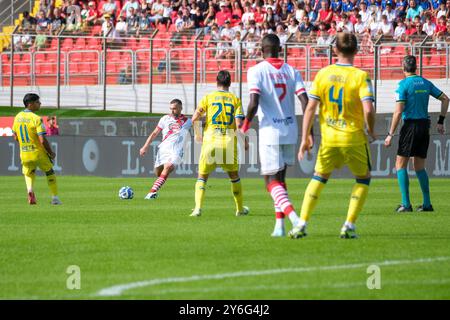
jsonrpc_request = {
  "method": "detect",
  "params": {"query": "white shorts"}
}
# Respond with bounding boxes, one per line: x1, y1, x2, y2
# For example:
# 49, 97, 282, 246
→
154, 144, 184, 168
259, 144, 296, 175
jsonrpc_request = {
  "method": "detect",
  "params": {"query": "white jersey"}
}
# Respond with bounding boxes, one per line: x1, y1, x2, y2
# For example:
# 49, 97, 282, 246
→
247, 58, 306, 145
157, 114, 192, 149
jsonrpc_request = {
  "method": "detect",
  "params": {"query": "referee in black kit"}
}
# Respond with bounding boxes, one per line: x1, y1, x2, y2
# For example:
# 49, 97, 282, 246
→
384, 55, 449, 212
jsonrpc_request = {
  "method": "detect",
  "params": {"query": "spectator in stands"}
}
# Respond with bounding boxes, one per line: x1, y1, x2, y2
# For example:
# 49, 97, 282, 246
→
126, 7, 140, 35
287, 16, 299, 34
337, 13, 354, 33
359, 2, 372, 28
263, 6, 279, 29
140, 0, 153, 13
279, 2, 293, 25
101, 0, 118, 21
244, 32, 259, 58
276, 23, 288, 45
354, 14, 366, 34
413, 15, 424, 35
379, 14, 395, 36
382, 3, 397, 24
231, 30, 241, 51
231, 1, 243, 24
317, 0, 333, 27
298, 15, 315, 33
121, 0, 141, 18
215, 35, 232, 59
436, 1, 448, 19
115, 15, 128, 36
31, 28, 48, 52
342, 0, 354, 13
66, 0, 82, 32
406, 0, 424, 20
82, 1, 100, 27
161, 2, 173, 31
20, 11, 37, 32
118, 65, 133, 84
394, 18, 407, 41
434, 15, 447, 48
422, 13, 436, 35
328, 20, 338, 35
253, 5, 265, 25
315, 24, 332, 56
216, 2, 233, 28
50, 8, 66, 35
293, 1, 305, 23
331, 0, 342, 13
220, 19, 236, 40
241, 3, 255, 24
36, 10, 51, 32
137, 9, 152, 36
264, 0, 277, 12
149, 0, 165, 25
394, 0, 408, 16
46, 116, 60, 136
13, 34, 32, 51
192, 6, 205, 32
102, 14, 114, 35
260, 21, 273, 37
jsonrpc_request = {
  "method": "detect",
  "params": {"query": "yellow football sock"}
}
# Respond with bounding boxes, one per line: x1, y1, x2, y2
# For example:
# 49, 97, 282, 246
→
24, 174, 35, 192
300, 176, 327, 222
194, 178, 207, 210
46, 170, 58, 197
231, 178, 244, 212
346, 179, 370, 224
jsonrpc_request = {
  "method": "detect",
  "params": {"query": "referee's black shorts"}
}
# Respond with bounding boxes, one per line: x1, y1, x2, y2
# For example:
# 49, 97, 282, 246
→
397, 119, 430, 159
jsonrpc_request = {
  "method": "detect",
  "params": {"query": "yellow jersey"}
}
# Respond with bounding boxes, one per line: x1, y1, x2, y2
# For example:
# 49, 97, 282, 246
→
12, 110, 47, 161
197, 90, 244, 142
309, 63, 374, 147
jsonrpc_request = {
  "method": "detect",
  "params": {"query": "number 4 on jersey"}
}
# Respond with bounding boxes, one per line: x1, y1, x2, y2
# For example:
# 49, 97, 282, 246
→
329, 86, 343, 114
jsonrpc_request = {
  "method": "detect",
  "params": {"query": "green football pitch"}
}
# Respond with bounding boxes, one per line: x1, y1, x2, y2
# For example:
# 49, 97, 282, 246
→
1, 176, 449, 300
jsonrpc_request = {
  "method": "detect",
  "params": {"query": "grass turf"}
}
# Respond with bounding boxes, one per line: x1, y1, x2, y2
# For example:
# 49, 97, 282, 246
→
0, 106, 159, 118
0, 176, 449, 299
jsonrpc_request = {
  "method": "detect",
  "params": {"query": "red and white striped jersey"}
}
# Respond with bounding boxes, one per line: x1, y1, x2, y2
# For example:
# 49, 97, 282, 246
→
247, 58, 306, 145
157, 114, 191, 148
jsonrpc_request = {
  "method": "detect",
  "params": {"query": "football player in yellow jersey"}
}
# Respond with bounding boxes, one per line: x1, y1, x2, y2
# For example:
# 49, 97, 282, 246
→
12, 93, 61, 205
290, 33, 376, 239
190, 70, 249, 217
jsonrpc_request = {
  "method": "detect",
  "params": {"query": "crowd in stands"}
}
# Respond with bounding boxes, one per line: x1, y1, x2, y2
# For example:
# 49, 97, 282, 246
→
12, 0, 450, 53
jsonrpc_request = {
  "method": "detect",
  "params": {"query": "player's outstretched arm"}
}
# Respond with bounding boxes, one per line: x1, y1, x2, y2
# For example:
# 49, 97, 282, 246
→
298, 99, 319, 161
384, 102, 403, 147
241, 93, 259, 133
191, 108, 204, 143
39, 135, 55, 159
140, 126, 162, 156
437, 93, 449, 135
363, 100, 376, 142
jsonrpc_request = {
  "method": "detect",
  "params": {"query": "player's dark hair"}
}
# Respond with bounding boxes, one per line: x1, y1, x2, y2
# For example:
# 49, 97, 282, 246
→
170, 98, 183, 109
403, 55, 417, 73
23, 93, 40, 107
335, 32, 358, 57
261, 33, 280, 57
217, 70, 231, 88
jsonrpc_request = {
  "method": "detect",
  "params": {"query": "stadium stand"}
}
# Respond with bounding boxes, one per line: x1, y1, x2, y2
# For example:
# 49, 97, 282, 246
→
0, 0, 449, 87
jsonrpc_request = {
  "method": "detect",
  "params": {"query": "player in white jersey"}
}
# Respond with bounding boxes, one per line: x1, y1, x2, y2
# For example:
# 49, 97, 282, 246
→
140, 99, 192, 199
241, 34, 313, 237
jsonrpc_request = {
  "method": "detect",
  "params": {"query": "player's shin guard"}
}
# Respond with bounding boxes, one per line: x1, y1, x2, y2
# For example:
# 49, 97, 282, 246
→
267, 181, 298, 226
24, 173, 35, 192
194, 178, 207, 210
415, 169, 431, 208
346, 178, 370, 224
397, 168, 411, 207
45, 169, 58, 197
299, 176, 327, 224
151, 174, 167, 193
230, 178, 244, 212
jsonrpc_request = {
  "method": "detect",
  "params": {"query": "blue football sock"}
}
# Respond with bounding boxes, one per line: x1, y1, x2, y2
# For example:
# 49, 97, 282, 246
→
416, 169, 431, 208
397, 168, 411, 207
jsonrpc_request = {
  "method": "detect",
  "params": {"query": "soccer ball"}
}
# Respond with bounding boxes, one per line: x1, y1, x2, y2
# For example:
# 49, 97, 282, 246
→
119, 186, 134, 200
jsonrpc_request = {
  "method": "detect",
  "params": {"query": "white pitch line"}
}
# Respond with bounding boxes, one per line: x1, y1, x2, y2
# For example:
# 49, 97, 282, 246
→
96, 256, 450, 297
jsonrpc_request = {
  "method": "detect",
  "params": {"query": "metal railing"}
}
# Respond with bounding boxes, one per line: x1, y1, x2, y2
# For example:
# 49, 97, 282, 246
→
0, 30, 449, 112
